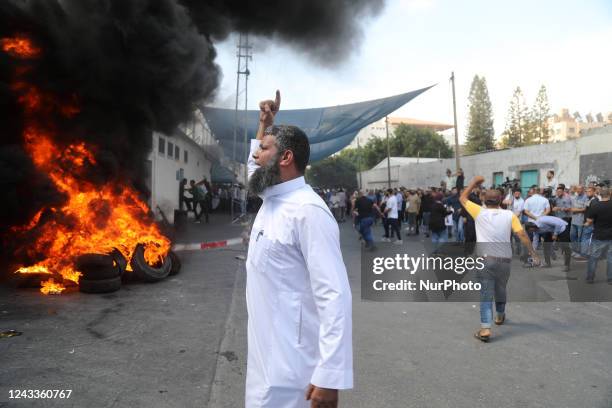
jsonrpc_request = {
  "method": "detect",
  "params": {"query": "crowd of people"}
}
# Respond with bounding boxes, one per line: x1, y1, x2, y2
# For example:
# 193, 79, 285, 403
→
178, 178, 260, 224
324, 168, 611, 284
332, 170, 610, 343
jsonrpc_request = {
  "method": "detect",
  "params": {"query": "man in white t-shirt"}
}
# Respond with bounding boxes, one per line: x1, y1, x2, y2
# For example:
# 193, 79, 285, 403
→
460, 176, 540, 342
523, 187, 551, 250
382, 188, 402, 244
337, 188, 347, 222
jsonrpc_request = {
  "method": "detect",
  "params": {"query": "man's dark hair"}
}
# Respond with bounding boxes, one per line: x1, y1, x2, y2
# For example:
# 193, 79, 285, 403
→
524, 222, 538, 231
264, 125, 310, 173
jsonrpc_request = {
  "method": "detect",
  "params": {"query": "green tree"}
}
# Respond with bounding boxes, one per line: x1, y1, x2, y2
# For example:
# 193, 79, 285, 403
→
307, 125, 453, 188
530, 85, 551, 144
305, 155, 358, 190
391, 124, 453, 158
502, 86, 531, 147
465, 75, 495, 153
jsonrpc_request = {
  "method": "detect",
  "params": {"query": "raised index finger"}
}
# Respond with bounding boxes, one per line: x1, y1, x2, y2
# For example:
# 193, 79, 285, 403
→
274, 90, 281, 112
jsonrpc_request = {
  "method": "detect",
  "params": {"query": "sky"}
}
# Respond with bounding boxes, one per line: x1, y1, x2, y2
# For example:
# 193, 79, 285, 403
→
209, 0, 612, 144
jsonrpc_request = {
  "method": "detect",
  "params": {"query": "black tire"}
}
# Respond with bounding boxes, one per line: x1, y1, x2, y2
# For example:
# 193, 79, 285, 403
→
75, 253, 121, 280
79, 276, 121, 294
168, 251, 181, 276
75, 253, 114, 270
129, 244, 172, 282
110, 248, 127, 274
82, 266, 120, 280
13, 273, 53, 288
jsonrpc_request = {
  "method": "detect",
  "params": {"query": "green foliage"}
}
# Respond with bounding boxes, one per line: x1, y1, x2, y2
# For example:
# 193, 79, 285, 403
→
305, 155, 358, 190
530, 85, 551, 144
503, 86, 532, 147
306, 125, 453, 188
391, 124, 453, 159
465, 75, 495, 154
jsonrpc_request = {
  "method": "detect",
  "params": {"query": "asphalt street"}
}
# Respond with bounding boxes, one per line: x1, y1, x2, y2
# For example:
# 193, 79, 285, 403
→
1, 215, 611, 408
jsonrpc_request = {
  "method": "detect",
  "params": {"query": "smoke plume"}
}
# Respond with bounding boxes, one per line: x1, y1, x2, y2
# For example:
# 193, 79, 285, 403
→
0, 0, 384, 239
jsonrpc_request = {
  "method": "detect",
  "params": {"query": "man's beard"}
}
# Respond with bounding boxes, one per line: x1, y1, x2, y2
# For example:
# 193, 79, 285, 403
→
248, 153, 282, 195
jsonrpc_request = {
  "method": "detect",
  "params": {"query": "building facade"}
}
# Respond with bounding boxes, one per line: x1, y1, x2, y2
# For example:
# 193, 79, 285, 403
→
547, 108, 612, 142
147, 130, 216, 223
360, 126, 612, 192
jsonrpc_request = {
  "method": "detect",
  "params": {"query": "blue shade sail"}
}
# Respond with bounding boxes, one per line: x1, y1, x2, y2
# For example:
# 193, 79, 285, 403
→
199, 85, 433, 164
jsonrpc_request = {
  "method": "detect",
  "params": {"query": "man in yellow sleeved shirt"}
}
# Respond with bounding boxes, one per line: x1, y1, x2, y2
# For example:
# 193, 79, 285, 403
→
460, 176, 540, 342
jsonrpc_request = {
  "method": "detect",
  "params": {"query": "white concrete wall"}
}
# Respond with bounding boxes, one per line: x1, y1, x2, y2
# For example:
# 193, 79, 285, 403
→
361, 126, 612, 190
149, 131, 213, 222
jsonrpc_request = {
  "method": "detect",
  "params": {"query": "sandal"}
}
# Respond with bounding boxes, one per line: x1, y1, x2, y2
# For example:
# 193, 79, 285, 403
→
474, 330, 491, 342
495, 315, 505, 325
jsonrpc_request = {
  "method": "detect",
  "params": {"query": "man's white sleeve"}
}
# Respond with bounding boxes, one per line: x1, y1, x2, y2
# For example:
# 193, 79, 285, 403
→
247, 139, 260, 181
297, 204, 353, 390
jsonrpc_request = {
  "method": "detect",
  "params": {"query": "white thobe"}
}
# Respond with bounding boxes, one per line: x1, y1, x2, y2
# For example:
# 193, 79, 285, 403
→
245, 139, 353, 408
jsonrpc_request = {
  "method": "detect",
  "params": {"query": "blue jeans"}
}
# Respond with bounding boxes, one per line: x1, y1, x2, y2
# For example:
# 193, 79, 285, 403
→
477, 259, 511, 328
453, 218, 464, 242
586, 240, 612, 281
422, 212, 431, 234
581, 225, 593, 256
359, 217, 374, 246
431, 229, 448, 253
570, 224, 583, 254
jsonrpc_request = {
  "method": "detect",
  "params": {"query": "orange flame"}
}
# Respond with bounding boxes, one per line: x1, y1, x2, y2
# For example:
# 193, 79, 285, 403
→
4, 36, 171, 294
1, 36, 41, 58
41, 279, 66, 295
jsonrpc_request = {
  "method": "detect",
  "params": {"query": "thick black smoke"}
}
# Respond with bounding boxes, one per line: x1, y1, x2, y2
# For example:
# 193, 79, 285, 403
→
0, 0, 384, 239
180, 0, 385, 64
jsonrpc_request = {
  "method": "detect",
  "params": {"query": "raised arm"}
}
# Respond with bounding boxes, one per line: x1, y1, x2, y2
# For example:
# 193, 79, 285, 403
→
255, 90, 281, 140
459, 175, 484, 206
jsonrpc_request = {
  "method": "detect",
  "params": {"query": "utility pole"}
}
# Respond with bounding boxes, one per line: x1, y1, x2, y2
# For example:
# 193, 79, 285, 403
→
385, 116, 391, 189
450, 72, 460, 171
242, 35, 251, 203
231, 33, 252, 220
357, 136, 363, 190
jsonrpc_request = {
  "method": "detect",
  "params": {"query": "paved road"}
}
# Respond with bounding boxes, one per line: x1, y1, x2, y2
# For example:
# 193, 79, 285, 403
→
1, 216, 611, 408
0, 215, 247, 408
211, 220, 612, 408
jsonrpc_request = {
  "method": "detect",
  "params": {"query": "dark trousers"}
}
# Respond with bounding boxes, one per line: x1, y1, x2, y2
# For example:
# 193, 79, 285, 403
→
194, 198, 210, 222
180, 196, 193, 212
541, 228, 571, 267
384, 218, 401, 240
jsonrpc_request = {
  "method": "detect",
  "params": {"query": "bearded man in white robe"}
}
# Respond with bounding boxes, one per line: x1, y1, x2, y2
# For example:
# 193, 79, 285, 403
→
244, 91, 353, 408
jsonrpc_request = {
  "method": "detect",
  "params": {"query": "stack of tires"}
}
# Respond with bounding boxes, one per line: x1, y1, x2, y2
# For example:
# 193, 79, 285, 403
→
76, 247, 181, 294
75, 249, 126, 294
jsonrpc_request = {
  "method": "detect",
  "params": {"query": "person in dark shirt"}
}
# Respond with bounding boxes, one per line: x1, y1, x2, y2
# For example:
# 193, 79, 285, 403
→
420, 190, 434, 237
455, 168, 465, 191
353, 191, 382, 250
584, 187, 612, 283
179, 178, 193, 212
462, 188, 482, 255
580, 186, 599, 257
443, 187, 463, 242
429, 192, 452, 254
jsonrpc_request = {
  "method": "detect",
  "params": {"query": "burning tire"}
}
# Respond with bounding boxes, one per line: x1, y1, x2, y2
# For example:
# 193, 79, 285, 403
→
168, 251, 181, 276
110, 249, 127, 274
130, 244, 172, 282
75, 253, 121, 280
79, 276, 121, 294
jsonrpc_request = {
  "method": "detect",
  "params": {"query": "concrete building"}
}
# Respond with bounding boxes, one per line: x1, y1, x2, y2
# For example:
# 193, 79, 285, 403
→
358, 157, 438, 189
147, 129, 218, 223
347, 116, 454, 149
360, 126, 612, 193
547, 108, 612, 142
